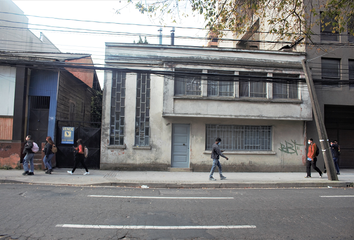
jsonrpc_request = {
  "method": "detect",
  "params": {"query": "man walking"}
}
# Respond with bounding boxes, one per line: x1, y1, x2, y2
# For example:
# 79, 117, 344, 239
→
22, 135, 34, 176
209, 137, 228, 181
330, 140, 340, 175
305, 138, 322, 178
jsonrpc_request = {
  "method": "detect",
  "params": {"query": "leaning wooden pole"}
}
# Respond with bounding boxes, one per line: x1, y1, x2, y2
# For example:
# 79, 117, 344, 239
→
301, 60, 338, 181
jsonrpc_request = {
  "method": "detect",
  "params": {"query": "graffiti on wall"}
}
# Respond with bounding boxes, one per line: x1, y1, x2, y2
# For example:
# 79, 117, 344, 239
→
279, 140, 303, 155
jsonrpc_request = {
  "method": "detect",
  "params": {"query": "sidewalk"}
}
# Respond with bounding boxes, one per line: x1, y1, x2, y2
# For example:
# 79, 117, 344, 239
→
0, 168, 353, 188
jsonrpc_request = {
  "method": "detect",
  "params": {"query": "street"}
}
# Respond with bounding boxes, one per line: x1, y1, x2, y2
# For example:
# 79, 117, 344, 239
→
0, 184, 353, 240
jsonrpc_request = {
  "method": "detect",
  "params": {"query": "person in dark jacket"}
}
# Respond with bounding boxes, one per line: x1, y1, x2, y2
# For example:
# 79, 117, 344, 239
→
209, 137, 228, 181
22, 135, 34, 175
330, 140, 340, 175
42, 136, 55, 174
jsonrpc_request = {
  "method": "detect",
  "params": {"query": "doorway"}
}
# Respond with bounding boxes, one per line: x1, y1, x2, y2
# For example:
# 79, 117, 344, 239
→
171, 124, 190, 168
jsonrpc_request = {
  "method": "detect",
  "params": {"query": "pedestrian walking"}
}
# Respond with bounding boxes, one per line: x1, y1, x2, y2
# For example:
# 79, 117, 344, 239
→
67, 139, 90, 175
209, 137, 228, 181
22, 135, 35, 176
42, 136, 55, 174
330, 140, 340, 175
305, 138, 322, 178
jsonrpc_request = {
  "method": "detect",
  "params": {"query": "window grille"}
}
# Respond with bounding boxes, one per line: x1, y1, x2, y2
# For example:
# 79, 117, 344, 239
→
207, 71, 234, 97
321, 58, 340, 87
206, 124, 272, 151
349, 60, 354, 88
30, 96, 50, 109
239, 72, 267, 98
135, 73, 151, 146
273, 74, 299, 99
110, 71, 126, 145
174, 69, 202, 96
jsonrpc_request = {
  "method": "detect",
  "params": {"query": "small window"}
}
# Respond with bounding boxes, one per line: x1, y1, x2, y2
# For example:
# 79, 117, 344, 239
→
174, 69, 202, 96
348, 15, 354, 43
110, 71, 126, 145
322, 58, 340, 87
273, 74, 299, 99
239, 72, 267, 98
207, 71, 234, 97
206, 124, 272, 151
320, 12, 339, 41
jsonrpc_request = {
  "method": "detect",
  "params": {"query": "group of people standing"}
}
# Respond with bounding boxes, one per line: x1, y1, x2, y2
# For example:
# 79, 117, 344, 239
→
22, 136, 89, 176
306, 138, 340, 178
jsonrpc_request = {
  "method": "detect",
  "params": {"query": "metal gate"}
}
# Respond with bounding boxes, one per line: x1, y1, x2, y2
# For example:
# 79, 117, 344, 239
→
56, 121, 101, 169
28, 96, 50, 144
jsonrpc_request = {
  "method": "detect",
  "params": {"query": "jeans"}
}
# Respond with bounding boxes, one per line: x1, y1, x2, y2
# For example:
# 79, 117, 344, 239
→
333, 157, 340, 174
23, 153, 34, 172
43, 153, 54, 170
209, 158, 222, 178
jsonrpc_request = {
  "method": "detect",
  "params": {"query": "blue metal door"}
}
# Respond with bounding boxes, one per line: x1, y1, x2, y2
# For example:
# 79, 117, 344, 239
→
171, 124, 190, 168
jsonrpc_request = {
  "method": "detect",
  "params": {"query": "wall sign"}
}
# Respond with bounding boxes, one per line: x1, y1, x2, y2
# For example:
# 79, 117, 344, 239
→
62, 127, 74, 144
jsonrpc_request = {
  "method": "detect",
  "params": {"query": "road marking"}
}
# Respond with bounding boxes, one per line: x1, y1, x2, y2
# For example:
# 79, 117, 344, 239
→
88, 195, 234, 200
320, 195, 354, 198
56, 224, 256, 230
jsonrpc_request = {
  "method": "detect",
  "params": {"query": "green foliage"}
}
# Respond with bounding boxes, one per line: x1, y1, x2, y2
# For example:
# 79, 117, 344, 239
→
125, 0, 354, 41
135, 35, 149, 44
91, 90, 102, 126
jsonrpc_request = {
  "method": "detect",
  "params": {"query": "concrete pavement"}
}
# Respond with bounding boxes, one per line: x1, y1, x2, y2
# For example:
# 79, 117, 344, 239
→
0, 168, 353, 188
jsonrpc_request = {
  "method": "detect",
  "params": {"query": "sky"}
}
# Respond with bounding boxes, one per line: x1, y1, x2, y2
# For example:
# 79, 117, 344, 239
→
12, 1, 207, 87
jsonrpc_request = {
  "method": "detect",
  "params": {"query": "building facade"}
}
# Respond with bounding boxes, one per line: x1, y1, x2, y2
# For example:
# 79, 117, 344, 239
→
101, 43, 310, 172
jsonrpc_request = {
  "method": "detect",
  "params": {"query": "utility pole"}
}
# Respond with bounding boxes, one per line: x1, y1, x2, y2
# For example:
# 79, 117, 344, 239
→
301, 60, 338, 181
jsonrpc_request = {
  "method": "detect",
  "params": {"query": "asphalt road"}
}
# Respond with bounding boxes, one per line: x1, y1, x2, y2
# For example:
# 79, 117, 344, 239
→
0, 184, 353, 240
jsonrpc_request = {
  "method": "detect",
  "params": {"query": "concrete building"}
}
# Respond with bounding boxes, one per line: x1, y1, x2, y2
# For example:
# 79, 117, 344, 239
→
101, 43, 309, 172
210, 0, 354, 170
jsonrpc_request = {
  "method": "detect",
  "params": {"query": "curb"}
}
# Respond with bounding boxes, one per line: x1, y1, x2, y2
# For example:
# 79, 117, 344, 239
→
1, 179, 352, 188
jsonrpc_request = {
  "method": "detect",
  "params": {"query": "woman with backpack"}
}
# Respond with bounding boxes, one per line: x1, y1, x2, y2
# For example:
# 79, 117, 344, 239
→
67, 139, 90, 175
43, 136, 55, 174
22, 135, 35, 176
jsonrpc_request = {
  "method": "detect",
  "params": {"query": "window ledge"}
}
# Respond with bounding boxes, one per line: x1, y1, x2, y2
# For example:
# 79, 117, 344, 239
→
203, 150, 276, 155
107, 144, 126, 149
133, 146, 152, 150
174, 96, 302, 104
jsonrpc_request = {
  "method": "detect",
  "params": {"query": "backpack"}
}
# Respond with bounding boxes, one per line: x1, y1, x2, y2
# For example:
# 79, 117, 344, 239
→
52, 144, 58, 153
315, 145, 319, 156
84, 147, 89, 158
32, 142, 39, 153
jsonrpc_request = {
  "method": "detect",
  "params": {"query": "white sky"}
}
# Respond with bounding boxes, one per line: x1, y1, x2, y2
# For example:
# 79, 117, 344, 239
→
12, 1, 207, 87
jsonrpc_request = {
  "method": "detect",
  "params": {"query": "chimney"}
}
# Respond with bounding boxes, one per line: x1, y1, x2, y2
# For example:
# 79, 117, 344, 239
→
170, 27, 175, 46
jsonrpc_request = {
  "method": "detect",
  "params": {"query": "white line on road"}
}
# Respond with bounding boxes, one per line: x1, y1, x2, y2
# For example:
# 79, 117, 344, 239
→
56, 224, 256, 230
320, 195, 354, 198
88, 195, 234, 200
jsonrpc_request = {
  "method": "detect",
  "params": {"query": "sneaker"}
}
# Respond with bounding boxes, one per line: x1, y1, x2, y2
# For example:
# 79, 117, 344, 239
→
319, 173, 323, 178
209, 177, 216, 181
337, 172, 340, 175
67, 171, 73, 175
45, 169, 52, 174
84, 172, 90, 175
220, 176, 226, 180
304, 176, 311, 178
28, 172, 34, 175
22, 171, 29, 176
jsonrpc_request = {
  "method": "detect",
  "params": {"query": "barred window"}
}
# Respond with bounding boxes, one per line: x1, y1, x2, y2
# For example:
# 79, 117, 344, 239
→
110, 71, 126, 145
174, 69, 202, 96
349, 60, 354, 88
207, 71, 234, 97
206, 124, 272, 151
135, 73, 151, 146
322, 58, 340, 87
273, 74, 298, 99
239, 72, 267, 98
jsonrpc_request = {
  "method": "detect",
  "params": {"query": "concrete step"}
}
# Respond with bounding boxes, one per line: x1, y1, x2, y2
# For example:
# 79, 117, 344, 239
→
168, 168, 193, 172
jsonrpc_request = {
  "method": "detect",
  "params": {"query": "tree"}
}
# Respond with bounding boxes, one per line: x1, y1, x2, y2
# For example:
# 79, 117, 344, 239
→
134, 35, 149, 44
127, 0, 354, 42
